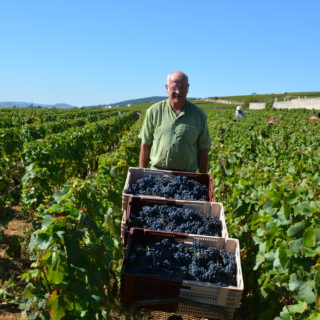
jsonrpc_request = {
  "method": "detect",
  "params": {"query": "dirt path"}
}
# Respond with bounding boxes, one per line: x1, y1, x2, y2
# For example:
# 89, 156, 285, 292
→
0, 206, 31, 319
0, 305, 22, 320
204, 98, 242, 105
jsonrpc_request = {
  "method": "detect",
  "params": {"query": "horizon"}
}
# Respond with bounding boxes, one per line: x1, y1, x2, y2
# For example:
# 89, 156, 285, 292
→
1, 0, 319, 106
2, 90, 320, 108
0, 91, 320, 108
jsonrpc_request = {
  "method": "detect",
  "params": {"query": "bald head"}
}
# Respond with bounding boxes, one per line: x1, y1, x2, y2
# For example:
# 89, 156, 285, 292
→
167, 71, 189, 85
165, 71, 189, 110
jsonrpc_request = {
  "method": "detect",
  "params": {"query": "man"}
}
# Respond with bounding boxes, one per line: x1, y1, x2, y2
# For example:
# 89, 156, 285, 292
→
233, 105, 244, 121
139, 71, 211, 173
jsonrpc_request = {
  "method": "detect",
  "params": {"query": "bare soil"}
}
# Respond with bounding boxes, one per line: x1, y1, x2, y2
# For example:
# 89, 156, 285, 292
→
0, 304, 23, 320
0, 206, 31, 320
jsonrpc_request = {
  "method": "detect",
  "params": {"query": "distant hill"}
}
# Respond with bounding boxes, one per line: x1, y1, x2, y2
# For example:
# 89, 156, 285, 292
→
4, 91, 319, 109
0, 101, 77, 109
209, 91, 320, 103
84, 96, 167, 108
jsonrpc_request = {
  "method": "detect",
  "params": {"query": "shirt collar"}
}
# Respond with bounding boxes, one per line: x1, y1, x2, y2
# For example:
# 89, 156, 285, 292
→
167, 99, 188, 117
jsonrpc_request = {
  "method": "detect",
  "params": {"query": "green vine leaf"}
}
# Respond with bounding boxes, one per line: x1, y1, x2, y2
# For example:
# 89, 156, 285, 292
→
303, 226, 315, 248
297, 281, 316, 304
46, 290, 66, 320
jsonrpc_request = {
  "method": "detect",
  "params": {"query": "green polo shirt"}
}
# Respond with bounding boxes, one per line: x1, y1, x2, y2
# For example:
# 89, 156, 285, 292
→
139, 99, 211, 171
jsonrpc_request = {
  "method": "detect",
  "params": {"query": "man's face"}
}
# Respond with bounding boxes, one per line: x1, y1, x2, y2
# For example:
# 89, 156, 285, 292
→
166, 77, 189, 108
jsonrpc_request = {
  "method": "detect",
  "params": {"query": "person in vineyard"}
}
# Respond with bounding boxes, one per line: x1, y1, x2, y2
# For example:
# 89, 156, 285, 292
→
233, 105, 244, 121
138, 71, 211, 173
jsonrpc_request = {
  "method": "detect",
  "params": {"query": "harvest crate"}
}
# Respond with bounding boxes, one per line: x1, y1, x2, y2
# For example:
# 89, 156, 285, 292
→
122, 167, 214, 213
120, 229, 243, 319
128, 301, 231, 320
121, 196, 228, 244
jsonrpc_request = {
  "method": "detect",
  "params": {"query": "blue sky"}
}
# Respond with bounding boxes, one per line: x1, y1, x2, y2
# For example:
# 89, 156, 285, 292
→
0, 0, 319, 107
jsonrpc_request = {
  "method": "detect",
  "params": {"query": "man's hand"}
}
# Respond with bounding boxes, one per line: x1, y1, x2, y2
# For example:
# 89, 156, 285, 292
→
198, 149, 209, 173
139, 143, 152, 168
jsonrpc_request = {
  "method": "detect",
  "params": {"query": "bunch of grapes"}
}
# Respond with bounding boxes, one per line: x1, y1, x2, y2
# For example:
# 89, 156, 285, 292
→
126, 239, 236, 287
128, 174, 209, 201
129, 204, 222, 236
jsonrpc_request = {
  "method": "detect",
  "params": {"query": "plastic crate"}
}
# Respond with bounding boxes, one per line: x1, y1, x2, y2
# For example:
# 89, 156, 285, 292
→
122, 167, 214, 213
129, 303, 233, 320
133, 308, 206, 320
121, 196, 228, 244
120, 229, 243, 319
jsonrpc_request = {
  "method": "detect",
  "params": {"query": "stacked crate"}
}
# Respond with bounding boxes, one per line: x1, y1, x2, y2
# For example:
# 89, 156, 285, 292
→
120, 167, 243, 320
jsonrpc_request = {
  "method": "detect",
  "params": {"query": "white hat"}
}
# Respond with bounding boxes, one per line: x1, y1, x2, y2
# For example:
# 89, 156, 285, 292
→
236, 105, 242, 111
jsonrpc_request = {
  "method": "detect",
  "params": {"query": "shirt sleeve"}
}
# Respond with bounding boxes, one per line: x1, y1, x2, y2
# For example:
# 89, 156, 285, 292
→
139, 107, 154, 145
197, 113, 211, 149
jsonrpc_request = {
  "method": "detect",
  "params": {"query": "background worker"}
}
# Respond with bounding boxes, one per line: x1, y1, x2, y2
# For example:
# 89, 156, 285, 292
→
233, 105, 244, 121
138, 71, 211, 173
308, 113, 320, 121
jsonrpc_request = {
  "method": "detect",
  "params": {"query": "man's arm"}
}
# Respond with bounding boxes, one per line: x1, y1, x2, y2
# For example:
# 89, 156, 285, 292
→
139, 143, 152, 168
198, 149, 209, 173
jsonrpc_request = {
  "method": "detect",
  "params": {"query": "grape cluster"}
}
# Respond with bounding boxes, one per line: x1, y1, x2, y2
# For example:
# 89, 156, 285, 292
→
129, 205, 222, 236
126, 239, 236, 287
128, 174, 209, 201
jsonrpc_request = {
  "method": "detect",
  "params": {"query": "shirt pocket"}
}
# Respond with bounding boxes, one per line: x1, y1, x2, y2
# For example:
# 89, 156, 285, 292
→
154, 122, 174, 142
175, 123, 199, 145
